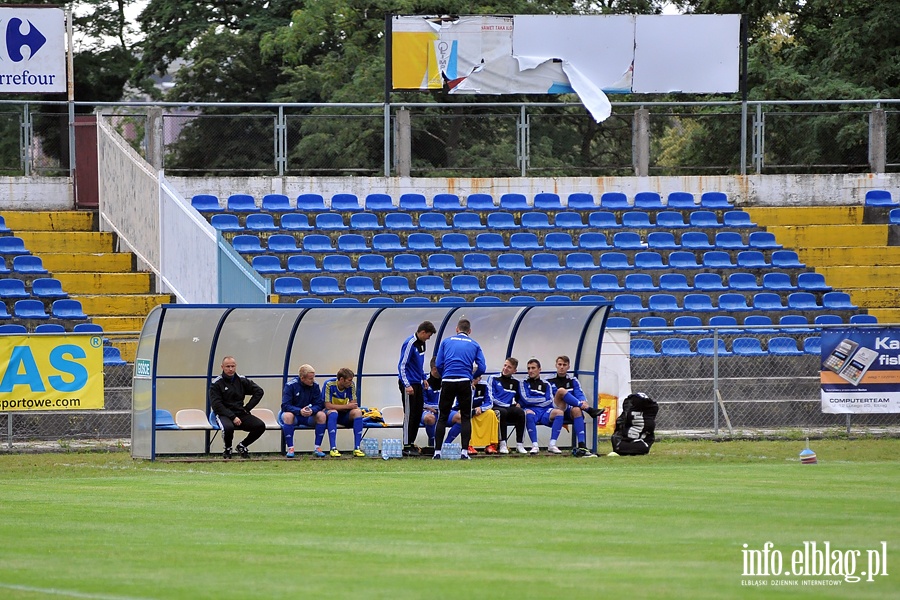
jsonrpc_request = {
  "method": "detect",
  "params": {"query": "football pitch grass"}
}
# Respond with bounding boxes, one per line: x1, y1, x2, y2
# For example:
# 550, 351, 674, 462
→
0, 439, 897, 600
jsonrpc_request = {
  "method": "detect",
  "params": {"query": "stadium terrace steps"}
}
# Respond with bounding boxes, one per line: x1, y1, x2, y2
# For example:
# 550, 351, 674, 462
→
764, 224, 887, 248
39, 252, 135, 273
15, 231, 116, 253
0, 210, 96, 231
799, 246, 900, 267
55, 272, 154, 295
745, 206, 864, 227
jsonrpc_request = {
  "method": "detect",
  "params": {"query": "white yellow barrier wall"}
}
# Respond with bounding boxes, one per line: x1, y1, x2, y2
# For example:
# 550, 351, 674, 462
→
134, 301, 616, 460
0, 335, 104, 412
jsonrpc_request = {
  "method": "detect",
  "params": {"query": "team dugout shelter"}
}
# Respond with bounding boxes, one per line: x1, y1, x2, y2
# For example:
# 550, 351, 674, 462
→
132, 301, 612, 460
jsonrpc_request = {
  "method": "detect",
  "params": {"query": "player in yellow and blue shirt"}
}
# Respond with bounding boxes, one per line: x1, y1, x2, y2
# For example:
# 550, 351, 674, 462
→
321, 367, 365, 457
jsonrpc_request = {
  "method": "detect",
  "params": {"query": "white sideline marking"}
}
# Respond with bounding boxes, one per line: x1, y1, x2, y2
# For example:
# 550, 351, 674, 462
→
0, 583, 152, 600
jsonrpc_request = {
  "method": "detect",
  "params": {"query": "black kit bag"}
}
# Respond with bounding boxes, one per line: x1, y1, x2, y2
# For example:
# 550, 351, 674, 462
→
610, 392, 659, 456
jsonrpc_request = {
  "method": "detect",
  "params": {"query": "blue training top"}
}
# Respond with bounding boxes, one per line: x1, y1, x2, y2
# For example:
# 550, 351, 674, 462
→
281, 377, 324, 417
435, 332, 487, 381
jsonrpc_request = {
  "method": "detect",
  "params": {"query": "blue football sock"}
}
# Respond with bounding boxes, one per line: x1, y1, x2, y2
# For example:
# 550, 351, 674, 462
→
551, 414, 564, 441
425, 422, 436, 446
574, 415, 586, 444
353, 417, 363, 447
563, 391, 581, 407
445, 423, 461, 444
283, 422, 295, 447
314, 422, 326, 447
327, 411, 338, 448
526, 412, 538, 443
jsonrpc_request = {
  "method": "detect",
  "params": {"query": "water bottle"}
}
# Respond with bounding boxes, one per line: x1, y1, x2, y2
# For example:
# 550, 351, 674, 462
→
381, 439, 390, 460
393, 439, 402, 458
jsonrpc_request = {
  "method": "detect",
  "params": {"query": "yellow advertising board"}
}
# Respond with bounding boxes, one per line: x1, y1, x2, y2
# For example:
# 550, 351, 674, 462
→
0, 335, 104, 411
596, 393, 618, 436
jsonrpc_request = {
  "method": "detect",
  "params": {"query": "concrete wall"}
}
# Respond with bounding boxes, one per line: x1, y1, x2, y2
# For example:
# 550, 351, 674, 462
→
0, 176, 72, 209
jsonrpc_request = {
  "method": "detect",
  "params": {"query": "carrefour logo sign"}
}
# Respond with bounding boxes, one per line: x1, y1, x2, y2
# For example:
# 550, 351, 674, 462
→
0, 7, 66, 94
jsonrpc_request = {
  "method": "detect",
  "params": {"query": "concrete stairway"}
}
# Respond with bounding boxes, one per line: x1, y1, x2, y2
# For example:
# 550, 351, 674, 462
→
2, 211, 173, 361
746, 206, 900, 323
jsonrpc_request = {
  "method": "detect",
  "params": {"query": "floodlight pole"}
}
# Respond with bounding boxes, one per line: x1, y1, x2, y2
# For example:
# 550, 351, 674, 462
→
739, 14, 748, 176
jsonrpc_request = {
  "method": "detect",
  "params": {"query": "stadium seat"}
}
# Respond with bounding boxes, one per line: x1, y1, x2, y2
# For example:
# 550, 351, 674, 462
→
803, 336, 822, 355
450, 275, 484, 294
555, 212, 587, 229
0, 278, 29, 299
521, 274, 554, 293
380, 276, 414, 295
331, 193, 362, 212
34, 323, 66, 333
103, 346, 128, 366
441, 233, 473, 251
364, 193, 395, 212
587, 211, 621, 229
578, 232, 610, 249
322, 255, 353, 272
580, 295, 607, 303
661, 338, 695, 356
31, 278, 67, 298
393, 254, 426, 272
439, 296, 466, 304
296, 298, 326, 305
673, 315, 706, 333
732, 337, 767, 356
891, 209, 900, 225
606, 317, 632, 329
681, 231, 714, 250
555, 274, 588, 292
191, 194, 222, 212
251, 256, 284, 274
368, 297, 396, 304
245, 214, 278, 232
407, 233, 438, 251
630, 338, 660, 357
864, 190, 896, 206
336, 234, 370, 253
849, 314, 878, 325
210, 214, 243, 231
544, 295, 572, 303
485, 212, 518, 230
728, 272, 761, 290
613, 294, 646, 313
822, 292, 856, 310
349, 213, 382, 230
625, 273, 658, 291
748, 231, 782, 249
655, 212, 688, 229
613, 232, 643, 249
232, 234, 266, 254
699, 191, 732, 208
754, 292, 788, 311
682, 294, 717, 312
384, 213, 416, 230
372, 233, 404, 252
534, 193, 563, 210
280, 213, 313, 231
419, 212, 451, 230
590, 274, 624, 292
693, 273, 726, 291
466, 193, 495, 211
51, 299, 87, 319
497, 254, 528, 271
416, 275, 449, 294
647, 231, 679, 250
718, 293, 752, 311
715, 231, 748, 249
744, 315, 776, 333
634, 192, 663, 209
332, 297, 361, 304
659, 273, 691, 291
510, 233, 541, 250
667, 251, 701, 269
309, 276, 344, 295
273, 277, 308, 296
286, 255, 318, 273
771, 250, 805, 268
453, 212, 486, 229
648, 293, 682, 312
532, 253, 564, 271
473, 296, 502, 303
634, 252, 667, 270
485, 275, 519, 293
762, 272, 796, 291
599, 252, 632, 270
154, 409, 180, 430
261, 194, 292, 213
697, 338, 731, 356
398, 193, 428, 211
0, 236, 30, 255
600, 192, 629, 209
638, 316, 672, 335
707, 315, 740, 333
296, 193, 327, 212
702, 251, 736, 269
688, 211, 720, 228
565, 252, 597, 270
723, 210, 756, 228
780, 315, 813, 332
567, 193, 596, 209
358, 254, 391, 272
227, 194, 259, 213
786, 292, 821, 310
12, 255, 47, 274
666, 191, 695, 208
521, 212, 553, 229
475, 233, 509, 251
428, 254, 461, 272
73, 323, 104, 333
736, 251, 771, 269
796, 272, 831, 291
509, 295, 538, 304
622, 211, 653, 228
500, 193, 530, 210
463, 253, 495, 271
265, 234, 299, 253
544, 233, 576, 250
768, 337, 803, 356
0, 323, 27, 333
814, 314, 843, 326
299, 235, 332, 253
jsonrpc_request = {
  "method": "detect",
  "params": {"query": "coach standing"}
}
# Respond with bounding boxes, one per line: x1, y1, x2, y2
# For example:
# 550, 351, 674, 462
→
398, 321, 436, 457
433, 318, 486, 460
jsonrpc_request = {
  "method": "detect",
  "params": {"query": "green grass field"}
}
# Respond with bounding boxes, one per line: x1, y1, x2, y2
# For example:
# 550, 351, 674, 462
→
0, 439, 897, 599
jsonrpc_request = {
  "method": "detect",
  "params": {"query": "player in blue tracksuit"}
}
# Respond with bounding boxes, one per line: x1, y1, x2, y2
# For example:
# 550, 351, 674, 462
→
487, 357, 529, 454
397, 321, 436, 456
322, 367, 365, 457
547, 355, 604, 458
280, 363, 327, 458
433, 318, 487, 460
443, 376, 493, 448
420, 358, 441, 447
519, 358, 565, 454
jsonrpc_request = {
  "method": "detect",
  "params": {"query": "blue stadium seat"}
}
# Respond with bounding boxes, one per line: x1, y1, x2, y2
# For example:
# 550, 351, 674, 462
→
659, 273, 691, 291
718, 293, 752, 311
864, 190, 896, 206
0, 278, 29, 299
544, 233, 576, 250
578, 232, 610, 250
567, 193, 596, 210
462, 253, 495, 271
814, 314, 843, 326
251, 255, 285, 274
407, 233, 438, 251
673, 315, 706, 333
803, 336, 822, 355
565, 252, 597, 270
634, 192, 664, 209
822, 292, 856, 310
485, 275, 519, 293
700, 192, 732, 208
296, 298, 326, 305
728, 272, 760, 290
647, 232, 679, 250
780, 315, 813, 332
273, 277, 309, 296
428, 254, 461, 272
309, 276, 344, 295
754, 292, 788, 311
622, 211, 653, 228
466, 193, 495, 211
103, 346, 128, 366
299, 235, 332, 253
0, 323, 27, 333
154, 409, 179, 430
590, 274, 624, 292
762, 272, 796, 291
287, 255, 318, 273
51, 299, 87, 319
439, 296, 467, 304
661, 338, 695, 356
500, 193, 530, 210
358, 254, 391, 272
364, 193, 395, 211
191, 194, 222, 212
631, 339, 660, 357
689, 211, 720, 228
768, 337, 803, 356
655, 211, 688, 229
613, 232, 643, 249
521, 212, 552, 229
0, 236, 30, 255
715, 231, 748, 249
681, 231, 714, 250
393, 254, 426, 272
331, 193, 362, 212
473, 296, 502, 303
261, 234, 297, 253
453, 212, 486, 230
322, 255, 354, 272
723, 210, 756, 228
497, 254, 528, 271
634, 252, 667, 270
771, 250, 804, 268
509, 233, 541, 250
543, 295, 572, 303
296, 193, 327, 212
384, 213, 416, 230
707, 315, 740, 333
736, 251, 771, 269
625, 274, 658, 291
600, 192, 629, 209
280, 213, 313, 231
786, 292, 821, 310
521, 274, 554, 293
509, 295, 538, 304
227, 194, 259, 213
648, 293, 682, 312
554, 212, 587, 229
419, 212, 451, 230
732, 337, 767, 356
337, 234, 370, 253
349, 213, 383, 230
486, 212, 518, 230
682, 294, 717, 312
697, 338, 731, 356
588, 211, 621, 229
332, 297, 361, 304
748, 231, 782, 249
245, 214, 278, 232
262, 194, 292, 213
638, 316, 672, 335
606, 317, 632, 329
450, 275, 485, 294
441, 233, 473, 251
416, 275, 449, 294
666, 192, 695, 208
796, 272, 831, 291
368, 297, 396, 304
613, 294, 646, 313
475, 233, 509, 251
667, 251, 701, 269
380, 276, 414, 295
891, 208, 900, 225
31, 278, 67, 298
743, 315, 776, 333
693, 273, 726, 291
849, 314, 878, 325
534, 193, 563, 210
372, 233, 404, 252
12, 255, 47, 274
702, 251, 736, 269
397, 194, 427, 211
532, 253, 563, 271
599, 252, 632, 270
555, 274, 588, 293
232, 234, 266, 254
210, 214, 243, 231
73, 323, 103, 333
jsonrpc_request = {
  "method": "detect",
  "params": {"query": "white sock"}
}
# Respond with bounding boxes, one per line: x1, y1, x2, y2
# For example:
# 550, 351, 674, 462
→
549, 439, 558, 447
499, 441, 508, 449
517, 443, 525, 450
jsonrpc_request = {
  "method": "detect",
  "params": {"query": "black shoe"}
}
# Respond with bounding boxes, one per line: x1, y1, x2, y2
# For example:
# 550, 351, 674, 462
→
236, 443, 250, 459
459, 453, 472, 460
402, 445, 421, 457
584, 406, 605, 419
573, 447, 597, 458
223, 447, 233, 460
432, 452, 441, 460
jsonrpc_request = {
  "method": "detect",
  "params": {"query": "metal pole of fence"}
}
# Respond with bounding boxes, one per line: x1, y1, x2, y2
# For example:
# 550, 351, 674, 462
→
6, 413, 11, 449
847, 414, 852, 436
713, 328, 719, 435
740, 14, 749, 176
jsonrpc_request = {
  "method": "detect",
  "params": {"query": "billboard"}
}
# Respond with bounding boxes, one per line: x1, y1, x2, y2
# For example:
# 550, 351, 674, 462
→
820, 328, 900, 414
0, 7, 67, 94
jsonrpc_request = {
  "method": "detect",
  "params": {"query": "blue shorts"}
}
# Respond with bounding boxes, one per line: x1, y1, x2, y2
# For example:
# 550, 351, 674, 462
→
421, 406, 438, 426
526, 407, 554, 426
335, 410, 357, 427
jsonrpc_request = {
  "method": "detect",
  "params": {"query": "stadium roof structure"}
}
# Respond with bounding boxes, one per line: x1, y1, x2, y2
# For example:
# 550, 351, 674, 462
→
133, 300, 612, 460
